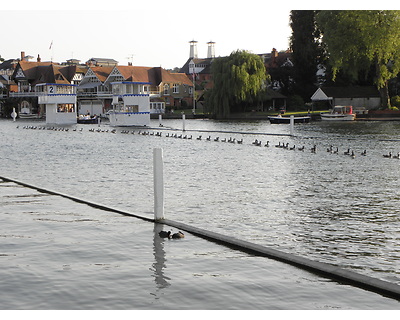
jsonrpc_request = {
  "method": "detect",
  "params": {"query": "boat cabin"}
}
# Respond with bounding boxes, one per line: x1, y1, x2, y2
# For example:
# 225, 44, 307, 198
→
37, 83, 77, 125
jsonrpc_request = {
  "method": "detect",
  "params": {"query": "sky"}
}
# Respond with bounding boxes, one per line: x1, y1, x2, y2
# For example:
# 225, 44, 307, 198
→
2, 1, 396, 70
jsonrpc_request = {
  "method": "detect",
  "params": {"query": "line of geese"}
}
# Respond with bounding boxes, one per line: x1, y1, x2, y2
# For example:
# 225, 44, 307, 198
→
17, 126, 400, 158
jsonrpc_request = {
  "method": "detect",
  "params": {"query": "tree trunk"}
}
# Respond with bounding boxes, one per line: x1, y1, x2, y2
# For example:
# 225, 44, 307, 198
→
379, 82, 390, 109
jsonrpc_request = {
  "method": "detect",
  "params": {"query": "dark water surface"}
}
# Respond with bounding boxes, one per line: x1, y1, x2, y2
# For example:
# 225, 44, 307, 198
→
1, 118, 400, 309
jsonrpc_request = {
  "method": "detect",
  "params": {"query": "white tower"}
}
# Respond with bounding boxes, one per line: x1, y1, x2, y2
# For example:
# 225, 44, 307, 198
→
207, 41, 215, 58
189, 40, 198, 59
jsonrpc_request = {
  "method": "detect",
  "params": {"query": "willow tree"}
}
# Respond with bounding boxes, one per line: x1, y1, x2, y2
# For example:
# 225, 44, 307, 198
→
316, 10, 400, 108
207, 50, 267, 118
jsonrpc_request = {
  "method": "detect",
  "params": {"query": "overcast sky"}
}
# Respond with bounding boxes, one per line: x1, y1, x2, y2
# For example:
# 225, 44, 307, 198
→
2, 1, 392, 69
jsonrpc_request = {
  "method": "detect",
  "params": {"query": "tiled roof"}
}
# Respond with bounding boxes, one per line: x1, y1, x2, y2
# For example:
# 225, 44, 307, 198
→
116, 66, 193, 86
90, 66, 114, 82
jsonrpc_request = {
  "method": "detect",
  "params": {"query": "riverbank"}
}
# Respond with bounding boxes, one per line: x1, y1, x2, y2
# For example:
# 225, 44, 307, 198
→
152, 110, 400, 121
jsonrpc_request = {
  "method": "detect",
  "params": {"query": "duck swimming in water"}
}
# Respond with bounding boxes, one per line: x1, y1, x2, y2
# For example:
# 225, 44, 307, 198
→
158, 230, 171, 239
172, 231, 185, 239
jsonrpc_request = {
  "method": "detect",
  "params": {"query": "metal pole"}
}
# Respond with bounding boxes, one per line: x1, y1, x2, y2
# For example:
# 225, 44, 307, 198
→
182, 113, 186, 132
290, 115, 294, 136
153, 148, 165, 220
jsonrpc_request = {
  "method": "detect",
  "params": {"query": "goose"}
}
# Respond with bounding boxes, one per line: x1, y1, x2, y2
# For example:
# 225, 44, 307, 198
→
188, 135, 192, 139
237, 139, 243, 144
197, 135, 202, 140
311, 145, 317, 153
264, 141, 269, 147
158, 230, 171, 239
344, 148, 351, 155
333, 147, 339, 154
361, 150, 367, 156
351, 151, 355, 158
221, 138, 226, 142
214, 137, 219, 142
393, 152, 400, 159
297, 146, 305, 151
383, 152, 392, 158
206, 136, 211, 141
172, 231, 185, 239
289, 145, 296, 150
252, 139, 259, 145
275, 142, 281, 148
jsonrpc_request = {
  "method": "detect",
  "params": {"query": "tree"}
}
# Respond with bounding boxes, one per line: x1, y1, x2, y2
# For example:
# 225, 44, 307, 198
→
290, 10, 323, 101
316, 10, 400, 108
206, 50, 267, 118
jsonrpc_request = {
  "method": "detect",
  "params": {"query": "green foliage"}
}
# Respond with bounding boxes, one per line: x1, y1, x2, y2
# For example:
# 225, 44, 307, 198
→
286, 95, 305, 111
390, 95, 400, 108
206, 50, 267, 118
316, 10, 400, 107
290, 10, 323, 100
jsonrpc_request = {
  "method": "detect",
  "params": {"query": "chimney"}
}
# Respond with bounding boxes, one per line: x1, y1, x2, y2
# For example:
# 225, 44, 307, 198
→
207, 41, 215, 58
37, 54, 41, 62
272, 48, 278, 57
189, 40, 198, 59
21, 51, 25, 61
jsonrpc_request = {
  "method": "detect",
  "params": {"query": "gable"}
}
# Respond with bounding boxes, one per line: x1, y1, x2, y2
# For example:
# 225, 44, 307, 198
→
14, 67, 25, 79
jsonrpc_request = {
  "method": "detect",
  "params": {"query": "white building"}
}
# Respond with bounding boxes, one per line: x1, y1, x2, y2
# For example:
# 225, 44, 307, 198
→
37, 83, 77, 125
109, 81, 150, 126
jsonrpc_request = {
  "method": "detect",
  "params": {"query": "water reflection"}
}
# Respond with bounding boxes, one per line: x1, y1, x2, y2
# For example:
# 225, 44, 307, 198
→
151, 223, 171, 290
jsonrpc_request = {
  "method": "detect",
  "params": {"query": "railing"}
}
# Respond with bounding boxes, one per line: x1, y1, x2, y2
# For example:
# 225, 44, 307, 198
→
9, 92, 46, 97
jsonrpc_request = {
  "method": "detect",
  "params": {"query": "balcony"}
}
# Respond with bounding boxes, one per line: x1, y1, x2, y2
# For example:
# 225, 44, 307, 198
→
9, 91, 46, 98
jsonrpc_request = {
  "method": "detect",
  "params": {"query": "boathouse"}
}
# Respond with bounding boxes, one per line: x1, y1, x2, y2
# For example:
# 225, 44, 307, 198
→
311, 86, 381, 110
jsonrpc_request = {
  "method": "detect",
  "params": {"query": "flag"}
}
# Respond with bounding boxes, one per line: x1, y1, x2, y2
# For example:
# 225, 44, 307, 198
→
49, 41, 53, 50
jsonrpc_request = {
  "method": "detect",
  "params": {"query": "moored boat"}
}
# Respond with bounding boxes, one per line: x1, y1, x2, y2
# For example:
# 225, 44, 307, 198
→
268, 115, 311, 124
77, 114, 99, 124
320, 106, 355, 121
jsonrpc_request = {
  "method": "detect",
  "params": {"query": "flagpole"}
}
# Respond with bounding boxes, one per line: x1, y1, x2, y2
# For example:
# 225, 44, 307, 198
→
49, 40, 53, 62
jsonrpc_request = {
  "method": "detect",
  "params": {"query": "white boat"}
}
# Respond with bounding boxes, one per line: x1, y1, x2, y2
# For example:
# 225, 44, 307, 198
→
19, 113, 41, 119
320, 106, 356, 121
109, 81, 151, 127
268, 115, 311, 124
19, 107, 43, 119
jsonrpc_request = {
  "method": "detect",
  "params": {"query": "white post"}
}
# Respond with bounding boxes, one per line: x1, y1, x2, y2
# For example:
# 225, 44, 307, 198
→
290, 115, 294, 136
159, 114, 162, 127
182, 114, 186, 132
11, 108, 17, 122
153, 148, 165, 220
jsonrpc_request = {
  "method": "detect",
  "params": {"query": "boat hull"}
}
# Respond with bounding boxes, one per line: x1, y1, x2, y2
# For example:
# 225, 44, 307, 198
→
19, 113, 43, 119
268, 116, 311, 124
320, 114, 355, 121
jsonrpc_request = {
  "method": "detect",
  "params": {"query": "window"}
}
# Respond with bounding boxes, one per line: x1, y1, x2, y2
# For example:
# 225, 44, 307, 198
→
57, 104, 75, 113
163, 84, 169, 95
173, 83, 179, 94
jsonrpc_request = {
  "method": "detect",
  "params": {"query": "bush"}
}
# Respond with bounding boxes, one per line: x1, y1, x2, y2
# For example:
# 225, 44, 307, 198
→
391, 95, 400, 108
286, 95, 305, 111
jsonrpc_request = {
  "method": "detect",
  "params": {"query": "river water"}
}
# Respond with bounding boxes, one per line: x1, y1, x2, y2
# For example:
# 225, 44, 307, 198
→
0, 118, 400, 310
